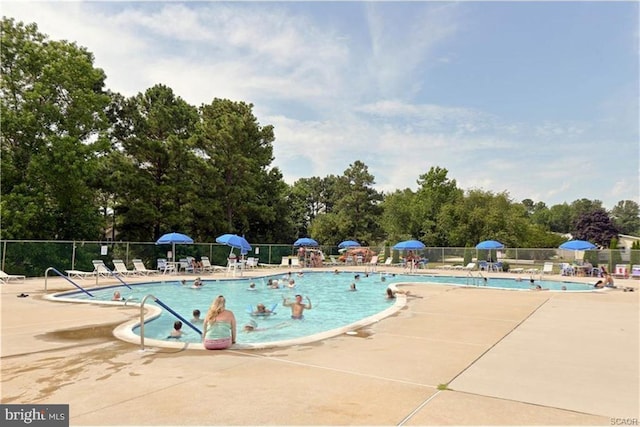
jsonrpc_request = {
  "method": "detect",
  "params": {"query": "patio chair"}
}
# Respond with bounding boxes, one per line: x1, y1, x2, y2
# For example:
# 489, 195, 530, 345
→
367, 255, 379, 272
157, 258, 176, 274
132, 259, 158, 275
560, 263, 574, 276
226, 256, 242, 277
0, 269, 26, 283
200, 256, 225, 273
112, 259, 137, 276
461, 262, 476, 271
245, 257, 258, 269
631, 265, 640, 279
542, 262, 554, 275
65, 269, 96, 280
614, 264, 629, 279
92, 260, 113, 277
179, 258, 194, 274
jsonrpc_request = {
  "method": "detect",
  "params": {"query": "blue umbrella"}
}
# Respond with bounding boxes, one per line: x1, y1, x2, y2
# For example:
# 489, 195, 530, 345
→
559, 240, 597, 250
216, 234, 252, 255
475, 240, 505, 250
393, 240, 425, 251
294, 237, 319, 247
338, 240, 361, 249
156, 232, 194, 262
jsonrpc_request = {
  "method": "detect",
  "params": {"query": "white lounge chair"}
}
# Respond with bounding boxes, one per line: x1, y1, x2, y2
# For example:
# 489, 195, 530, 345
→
132, 259, 158, 275
326, 255, 339, 266
367, 255, 379, 272
65, 269, 96, 280
0, 269, 26, 283
113, 259, 137, 276
92, 260, 113, 277
200, 256, 225, 273
542, 262, 554, 275
461, 262, 476, 271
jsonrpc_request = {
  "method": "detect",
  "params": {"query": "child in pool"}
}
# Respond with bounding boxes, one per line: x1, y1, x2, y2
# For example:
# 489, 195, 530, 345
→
168, 321, 183, 338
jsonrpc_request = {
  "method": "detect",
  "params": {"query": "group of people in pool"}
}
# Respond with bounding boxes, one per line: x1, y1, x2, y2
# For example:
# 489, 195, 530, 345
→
165, 270, 415, 348
180, 277, 203, 288
167, 293, 315, 350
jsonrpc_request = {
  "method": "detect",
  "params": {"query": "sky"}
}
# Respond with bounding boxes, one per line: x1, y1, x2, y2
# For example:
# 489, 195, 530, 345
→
3, 1, 639, 209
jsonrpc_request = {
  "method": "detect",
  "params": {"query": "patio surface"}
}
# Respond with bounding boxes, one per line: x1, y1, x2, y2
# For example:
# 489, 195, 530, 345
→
1, 266, 638, 426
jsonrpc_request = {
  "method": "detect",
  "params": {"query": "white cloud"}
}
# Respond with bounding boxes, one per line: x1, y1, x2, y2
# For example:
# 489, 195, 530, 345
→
3, 1, 637, 209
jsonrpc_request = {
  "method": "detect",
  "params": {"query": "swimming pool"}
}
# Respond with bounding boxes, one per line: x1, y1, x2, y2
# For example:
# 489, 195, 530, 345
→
52, 271, 594, 348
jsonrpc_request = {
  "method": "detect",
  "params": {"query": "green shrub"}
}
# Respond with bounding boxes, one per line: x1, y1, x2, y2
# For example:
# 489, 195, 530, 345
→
463, 247, 472, 265
583, 250, 599, 266
610, 238, 623, 270
630, 242, 640, 266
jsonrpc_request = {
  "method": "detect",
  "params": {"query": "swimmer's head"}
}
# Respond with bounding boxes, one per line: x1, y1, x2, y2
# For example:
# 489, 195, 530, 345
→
244, 319, 258, 331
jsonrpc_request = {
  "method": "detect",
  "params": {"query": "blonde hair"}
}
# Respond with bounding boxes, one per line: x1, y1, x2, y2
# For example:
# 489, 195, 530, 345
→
204, 295, 226, 323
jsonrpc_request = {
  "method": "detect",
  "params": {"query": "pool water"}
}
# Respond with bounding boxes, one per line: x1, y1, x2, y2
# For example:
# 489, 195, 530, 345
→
59, 271, 594, 345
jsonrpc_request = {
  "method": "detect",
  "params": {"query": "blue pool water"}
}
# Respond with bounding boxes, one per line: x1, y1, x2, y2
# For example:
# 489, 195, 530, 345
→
58, 271, 594, 345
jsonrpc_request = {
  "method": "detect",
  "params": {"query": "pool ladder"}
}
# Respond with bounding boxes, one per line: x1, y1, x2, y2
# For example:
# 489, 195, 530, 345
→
466, 270, 485, 286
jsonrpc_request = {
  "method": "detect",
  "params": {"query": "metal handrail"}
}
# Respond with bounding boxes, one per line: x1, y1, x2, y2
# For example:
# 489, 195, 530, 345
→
466, 270, 485, 286
104, 267, 132, 289
139, 294, 202, 351
44, 267, 94, 296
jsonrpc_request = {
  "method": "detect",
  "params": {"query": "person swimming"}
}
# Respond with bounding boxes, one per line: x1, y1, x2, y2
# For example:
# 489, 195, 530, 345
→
243, 319, 259, 332
283, 294, 311, 319
168, 321, 183, 338
251, 303, 273, 316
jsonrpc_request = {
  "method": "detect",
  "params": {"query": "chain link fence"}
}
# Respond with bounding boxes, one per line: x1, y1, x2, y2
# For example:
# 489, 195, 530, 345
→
0, 239, 637, 278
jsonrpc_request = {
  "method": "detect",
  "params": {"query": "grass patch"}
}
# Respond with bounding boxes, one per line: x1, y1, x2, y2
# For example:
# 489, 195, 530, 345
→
437, 383, 450, 390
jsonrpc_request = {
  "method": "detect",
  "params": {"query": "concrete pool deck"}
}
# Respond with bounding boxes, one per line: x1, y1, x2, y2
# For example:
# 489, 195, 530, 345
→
1, 267, 638, 426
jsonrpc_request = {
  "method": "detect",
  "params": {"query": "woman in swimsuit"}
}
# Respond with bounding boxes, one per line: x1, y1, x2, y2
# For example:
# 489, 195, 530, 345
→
202, 295, 236, 350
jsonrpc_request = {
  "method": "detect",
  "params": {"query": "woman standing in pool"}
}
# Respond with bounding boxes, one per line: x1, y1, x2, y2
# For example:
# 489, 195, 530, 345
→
202, 295, 236, 350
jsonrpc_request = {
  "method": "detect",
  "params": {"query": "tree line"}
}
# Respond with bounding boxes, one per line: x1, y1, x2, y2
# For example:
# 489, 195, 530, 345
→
2, 17, 639, 249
